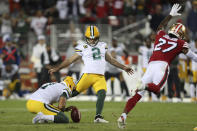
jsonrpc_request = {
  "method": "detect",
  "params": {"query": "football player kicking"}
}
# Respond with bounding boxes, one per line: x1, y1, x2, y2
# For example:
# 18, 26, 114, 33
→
26, 76, 75, 124
49, 25, 133, 123
118, 3, 197, 128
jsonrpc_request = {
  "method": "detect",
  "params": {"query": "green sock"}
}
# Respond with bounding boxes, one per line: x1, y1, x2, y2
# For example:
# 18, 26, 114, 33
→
54, 112, 69, 123
96, 90, 106, 115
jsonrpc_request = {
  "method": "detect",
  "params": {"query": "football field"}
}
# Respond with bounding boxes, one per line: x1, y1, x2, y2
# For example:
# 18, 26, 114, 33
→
0, 100, 196, 131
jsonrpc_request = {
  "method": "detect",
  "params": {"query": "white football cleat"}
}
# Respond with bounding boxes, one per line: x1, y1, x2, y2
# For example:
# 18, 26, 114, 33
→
94, 118, 109, 123
117, 116, 126, 129
32, 112, 44, 124
94, 115, 109, 123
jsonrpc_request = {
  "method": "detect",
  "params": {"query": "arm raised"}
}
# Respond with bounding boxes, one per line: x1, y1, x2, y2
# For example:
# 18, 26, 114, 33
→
156, 4, 181, 32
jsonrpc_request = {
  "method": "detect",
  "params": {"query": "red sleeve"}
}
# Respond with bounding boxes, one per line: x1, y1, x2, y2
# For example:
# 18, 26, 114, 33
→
155, 30, 166, 43
178, 40, 189, 49
157, 30, 166, 36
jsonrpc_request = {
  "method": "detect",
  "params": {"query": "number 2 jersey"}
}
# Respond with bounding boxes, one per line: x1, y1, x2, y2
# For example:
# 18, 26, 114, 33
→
29, 82, 71, 104
75, 40, 108, 75
149, 30, 188, 65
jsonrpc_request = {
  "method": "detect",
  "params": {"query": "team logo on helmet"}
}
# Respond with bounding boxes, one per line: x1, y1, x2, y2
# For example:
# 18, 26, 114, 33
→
85, 25, 100, 46
168, 23, 186, 40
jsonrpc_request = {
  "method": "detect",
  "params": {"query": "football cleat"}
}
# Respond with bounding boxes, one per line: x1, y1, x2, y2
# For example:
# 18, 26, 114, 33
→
117, 116, 126, 129
32, 112, 44, 124
94, 115, 109, 123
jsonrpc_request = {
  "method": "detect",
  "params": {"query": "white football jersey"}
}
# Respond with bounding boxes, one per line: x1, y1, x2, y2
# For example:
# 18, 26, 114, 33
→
178, 53, 187, 60
139, 45, 153, 68
190, 41, 197, 71
29, 82, 71, 104
109, 44, 125, 56
30, 16, 47, 35
75, 40, 108, 75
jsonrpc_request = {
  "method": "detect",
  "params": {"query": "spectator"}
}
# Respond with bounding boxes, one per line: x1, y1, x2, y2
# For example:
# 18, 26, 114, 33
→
46, 44, 62, 82
135, 0, 147, 20
189, 38, 197, 102
78, 0, 86, 16
112, 0, 124, 16
1, 35, 20, 66
80, 8, 96, 24
150, 4, 165, 31
105, 50, 129, 100
187, 0, 197, 40
0, 1, 9, 16
13, 10, 29, 48
0, 13, 13, 36
123, 0, 136, 25
167, 57, 182, 101
67, 0, 80, 22
56, 0, 68, 20
123, 0, 136, 16
96, 0, 109, 19
30, 10, 47, 36
66, 41, 81, 81
9, 0, 21, 17
1, 61, 22, 99
83, 0, 97, 15
31, 35, 50, 88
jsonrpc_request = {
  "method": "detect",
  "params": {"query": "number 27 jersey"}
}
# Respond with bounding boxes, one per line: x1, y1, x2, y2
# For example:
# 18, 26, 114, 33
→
149, 30, 188, 65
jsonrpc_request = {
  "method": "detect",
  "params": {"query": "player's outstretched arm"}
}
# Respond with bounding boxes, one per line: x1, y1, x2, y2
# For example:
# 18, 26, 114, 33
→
156, 3, 181, 32
105, 52, 134, 75
48, 53, 81, 75
183, 48, 197, 62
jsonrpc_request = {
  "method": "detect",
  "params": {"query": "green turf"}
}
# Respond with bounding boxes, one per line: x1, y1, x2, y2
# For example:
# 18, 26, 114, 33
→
0, 100, 196, 131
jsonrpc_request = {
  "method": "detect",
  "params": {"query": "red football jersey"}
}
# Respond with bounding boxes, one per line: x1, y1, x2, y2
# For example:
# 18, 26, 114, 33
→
149, 30, 188, 65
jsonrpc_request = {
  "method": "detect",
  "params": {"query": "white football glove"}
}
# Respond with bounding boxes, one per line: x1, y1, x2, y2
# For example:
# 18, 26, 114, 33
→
169, 3, 182, 16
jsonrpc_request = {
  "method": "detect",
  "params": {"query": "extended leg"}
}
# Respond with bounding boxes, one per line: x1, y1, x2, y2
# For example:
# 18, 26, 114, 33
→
117, 91, 145, 128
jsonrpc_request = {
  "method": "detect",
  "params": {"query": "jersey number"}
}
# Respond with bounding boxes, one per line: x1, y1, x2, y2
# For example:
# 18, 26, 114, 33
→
41, 82, 55, 89
154, 38, 177, 52
92, 47, 101, 60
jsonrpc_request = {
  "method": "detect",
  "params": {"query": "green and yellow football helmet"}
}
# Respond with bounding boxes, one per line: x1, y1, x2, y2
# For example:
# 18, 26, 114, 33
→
85, 25, 100, 46
62, 76, 75, 92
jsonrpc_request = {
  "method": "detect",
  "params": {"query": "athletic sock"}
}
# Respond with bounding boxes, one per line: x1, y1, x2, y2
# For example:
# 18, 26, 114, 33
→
96, 90, 106, 115
190, 83, 195, 98
41, 114, 54, 121
146, 83, 160, 94
111, 80, 114, 95
124, 93, 142, 114
121, 113, 127, 120
54, 112, 69, 123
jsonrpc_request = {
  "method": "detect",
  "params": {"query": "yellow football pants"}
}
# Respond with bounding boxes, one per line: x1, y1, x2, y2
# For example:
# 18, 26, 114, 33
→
76, 73, 107, 94
26, 100, 61, 115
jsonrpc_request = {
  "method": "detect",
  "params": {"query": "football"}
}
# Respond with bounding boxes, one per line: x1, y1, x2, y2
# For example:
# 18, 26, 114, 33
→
71, 107, 81, 123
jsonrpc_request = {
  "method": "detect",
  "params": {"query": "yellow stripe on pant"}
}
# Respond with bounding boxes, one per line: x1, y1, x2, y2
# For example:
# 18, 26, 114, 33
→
26, 100, 61, 115
76, 73, 107, 94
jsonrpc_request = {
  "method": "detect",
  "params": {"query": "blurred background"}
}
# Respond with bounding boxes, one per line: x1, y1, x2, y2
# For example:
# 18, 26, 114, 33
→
0, 0, 197, 103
